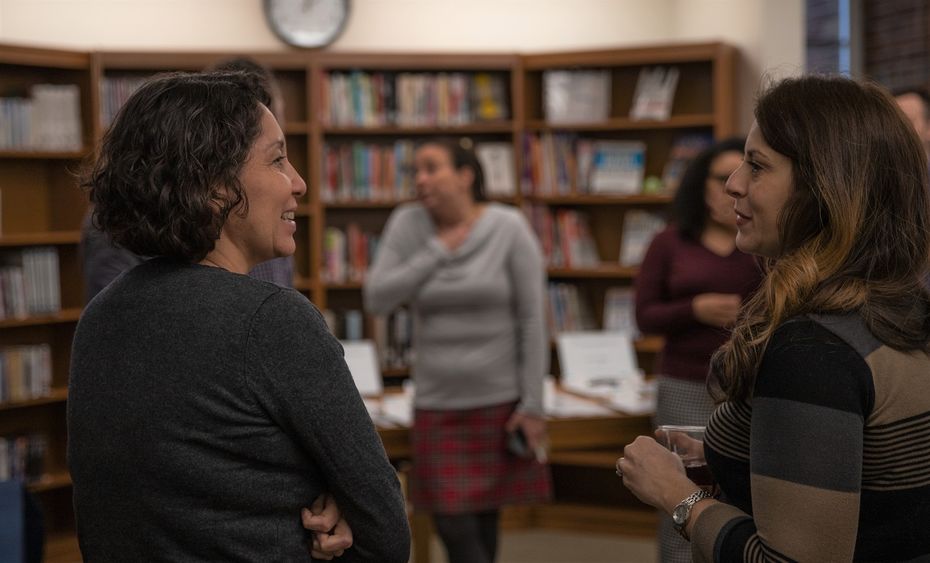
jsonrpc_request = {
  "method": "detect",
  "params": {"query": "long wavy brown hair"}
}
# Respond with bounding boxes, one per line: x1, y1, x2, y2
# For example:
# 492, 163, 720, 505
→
710, 75, 930, 403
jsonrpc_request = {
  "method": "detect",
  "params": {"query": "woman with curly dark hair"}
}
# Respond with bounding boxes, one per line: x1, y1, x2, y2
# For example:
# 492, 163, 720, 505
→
618, 75, 930, 562
68, 71, 410, 562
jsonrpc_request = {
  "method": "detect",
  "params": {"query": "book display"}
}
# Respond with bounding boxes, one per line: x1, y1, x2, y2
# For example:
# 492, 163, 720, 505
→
0, 41, 735, 554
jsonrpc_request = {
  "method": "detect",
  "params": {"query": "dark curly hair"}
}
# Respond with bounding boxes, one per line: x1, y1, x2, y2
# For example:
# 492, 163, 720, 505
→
81, 71, 268, 262
672, 136, 745, 241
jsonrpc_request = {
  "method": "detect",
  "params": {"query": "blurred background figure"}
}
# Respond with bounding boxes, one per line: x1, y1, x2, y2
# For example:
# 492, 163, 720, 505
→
364, 137, 551, 563
633, 137, 762, 563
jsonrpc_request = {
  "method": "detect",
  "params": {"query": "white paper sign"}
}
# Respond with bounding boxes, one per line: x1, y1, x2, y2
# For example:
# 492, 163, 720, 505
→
340, 340, 383, 397
556, 331, 640, 396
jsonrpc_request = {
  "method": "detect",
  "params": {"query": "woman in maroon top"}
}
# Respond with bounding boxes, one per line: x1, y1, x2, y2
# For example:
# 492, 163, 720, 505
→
634, 137, 761, 563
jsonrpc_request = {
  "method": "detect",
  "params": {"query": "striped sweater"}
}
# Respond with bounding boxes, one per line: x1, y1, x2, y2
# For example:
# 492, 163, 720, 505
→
696, 314, 930, 562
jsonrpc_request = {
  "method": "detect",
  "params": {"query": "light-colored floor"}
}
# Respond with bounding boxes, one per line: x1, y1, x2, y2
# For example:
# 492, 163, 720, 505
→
420, 530, 657, 563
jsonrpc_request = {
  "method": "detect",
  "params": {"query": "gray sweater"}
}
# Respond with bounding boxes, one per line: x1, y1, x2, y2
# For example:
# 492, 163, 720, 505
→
68, 258, 409, 562
364, 203, 547, 415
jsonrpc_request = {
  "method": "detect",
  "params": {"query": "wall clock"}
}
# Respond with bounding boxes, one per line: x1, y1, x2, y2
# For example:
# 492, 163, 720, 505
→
263, 0, 351, 49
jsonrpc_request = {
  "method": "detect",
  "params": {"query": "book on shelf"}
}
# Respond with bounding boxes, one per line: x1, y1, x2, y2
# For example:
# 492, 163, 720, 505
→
546, 283, 596, 334
543, 70, 610, 124
629, 66, 680, 121
475, 142, 516, 197
323, 71, 506, 127
0, 433, 47, 482
619, 210, 667, 267
0, 344, 52, 405
521, 133, 575, 196
101, 76, 149, 128
0, 247, 60, 320
322, 224, 379, 283
588, 140, 646, 195
0, 84, 82, 151
603, 287, 639, 337
0, 479, 24, 562
660, 132, 714, 194
322, 140, 416, 203
471, 72, 509, 121
525, 205, 599, 268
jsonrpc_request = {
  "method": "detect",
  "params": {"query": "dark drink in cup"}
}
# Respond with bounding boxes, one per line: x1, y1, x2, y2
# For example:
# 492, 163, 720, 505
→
684, 460, 715, 488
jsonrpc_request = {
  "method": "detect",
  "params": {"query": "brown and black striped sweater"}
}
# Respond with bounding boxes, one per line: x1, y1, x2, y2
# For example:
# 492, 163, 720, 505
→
695, 314, 930, 562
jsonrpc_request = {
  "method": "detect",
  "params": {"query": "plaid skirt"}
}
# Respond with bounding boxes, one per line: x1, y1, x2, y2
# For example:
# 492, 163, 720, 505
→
409, 401, 552, 514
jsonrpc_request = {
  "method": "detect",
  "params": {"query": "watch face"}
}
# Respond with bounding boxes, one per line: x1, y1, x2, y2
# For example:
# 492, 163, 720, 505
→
264, 0, 350, 48
672, 502, 690, 526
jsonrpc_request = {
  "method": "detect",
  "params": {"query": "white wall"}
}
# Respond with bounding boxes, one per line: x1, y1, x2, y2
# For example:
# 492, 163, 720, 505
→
0, 0, 805, 132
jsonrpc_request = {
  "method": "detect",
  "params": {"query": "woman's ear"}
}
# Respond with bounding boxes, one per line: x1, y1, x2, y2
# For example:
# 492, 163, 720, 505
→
457, 166, 475, 195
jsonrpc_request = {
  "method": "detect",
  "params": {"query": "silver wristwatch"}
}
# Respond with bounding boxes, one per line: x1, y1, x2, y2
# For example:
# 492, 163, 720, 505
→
671, 489, 713, 540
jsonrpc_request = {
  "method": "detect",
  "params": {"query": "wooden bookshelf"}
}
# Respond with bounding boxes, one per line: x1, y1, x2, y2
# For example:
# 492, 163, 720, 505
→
0, 41, 735, 557
0, 43, 91, 551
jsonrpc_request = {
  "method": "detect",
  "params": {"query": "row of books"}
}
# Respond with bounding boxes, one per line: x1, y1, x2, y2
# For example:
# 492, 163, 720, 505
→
0, 434, 46, 483
323, 308, 413, 371
0, 84, 83, 151
321, 71, 509, 127
321, 141, 416, 203
0, 247, 61, 320
524, 205, 600, 268
0, 345, 52, 405
322, 225, 380, 284
521, 133, 647, 196
100, 76, 151, 127
547, 284, 640, 336
542, 66, 679, 123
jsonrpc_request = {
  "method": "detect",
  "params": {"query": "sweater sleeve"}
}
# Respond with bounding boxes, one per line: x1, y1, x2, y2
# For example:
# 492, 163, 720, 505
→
246, 291, 410, 563
507, 212, 548, 416
363, 205, 450, 315
691, 319, 870, 563
634, 229, 700, 334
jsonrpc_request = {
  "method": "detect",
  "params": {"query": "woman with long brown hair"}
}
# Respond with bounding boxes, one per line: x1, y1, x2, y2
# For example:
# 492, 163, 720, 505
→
617, 75, 930, 561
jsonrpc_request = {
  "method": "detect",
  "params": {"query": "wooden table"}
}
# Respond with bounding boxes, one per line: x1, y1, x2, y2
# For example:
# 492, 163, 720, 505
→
377, 409, 654, 562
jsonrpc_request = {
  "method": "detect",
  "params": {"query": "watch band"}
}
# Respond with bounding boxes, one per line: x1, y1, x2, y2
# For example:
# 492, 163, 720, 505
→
672, 488, 714, 540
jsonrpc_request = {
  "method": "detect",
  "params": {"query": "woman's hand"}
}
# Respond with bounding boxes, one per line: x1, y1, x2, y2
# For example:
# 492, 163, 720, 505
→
692, 292, 741, 328
616, 436, 698, 515
506, 411, 548, 462
302, 493, 353, 560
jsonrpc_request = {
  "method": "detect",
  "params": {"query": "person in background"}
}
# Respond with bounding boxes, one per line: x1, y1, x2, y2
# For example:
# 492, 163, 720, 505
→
634, 137, 762, 563
69, 71, 409, 562
80, 56, 295, 301
893, 86, 930, 159
618, 75, 930, 562
363, 137, 551, 563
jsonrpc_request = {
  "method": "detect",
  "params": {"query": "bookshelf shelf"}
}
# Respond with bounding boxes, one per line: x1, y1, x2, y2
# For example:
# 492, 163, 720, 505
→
321, 122, 514, 136
525, 114, 716, 132
0, 307, 82, 328
547, 266, 638, 279
324, 281, 364, 290
0, 150, 87, 160
526, 194, 671, 206
323, 200, 412, 209
25, 470, 73, 493
0, 387, 68, 411
0, 230, 82, 247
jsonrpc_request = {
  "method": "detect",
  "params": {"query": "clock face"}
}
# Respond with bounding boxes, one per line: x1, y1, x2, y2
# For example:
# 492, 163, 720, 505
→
264, 0, 350, 48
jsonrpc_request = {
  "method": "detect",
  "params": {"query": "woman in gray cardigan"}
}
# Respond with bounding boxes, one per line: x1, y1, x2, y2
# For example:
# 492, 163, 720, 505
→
364, 137, 551, 563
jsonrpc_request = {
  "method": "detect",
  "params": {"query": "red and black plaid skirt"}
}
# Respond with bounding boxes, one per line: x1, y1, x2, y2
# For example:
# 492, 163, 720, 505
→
409, 401, 552, 514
